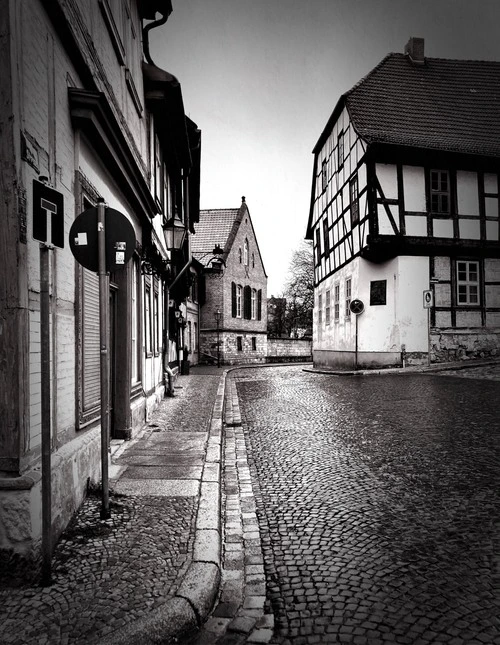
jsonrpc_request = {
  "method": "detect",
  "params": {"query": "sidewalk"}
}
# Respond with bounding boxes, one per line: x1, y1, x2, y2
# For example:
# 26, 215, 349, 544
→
0, 366, 226, 645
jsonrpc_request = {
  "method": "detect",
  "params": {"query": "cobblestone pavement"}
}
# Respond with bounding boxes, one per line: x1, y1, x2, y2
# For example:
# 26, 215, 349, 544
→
231, 365, 500, 645
0, 373, 221, 645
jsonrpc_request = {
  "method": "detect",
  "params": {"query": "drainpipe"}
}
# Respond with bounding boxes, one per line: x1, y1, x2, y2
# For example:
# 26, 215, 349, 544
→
142, 9, 171, 67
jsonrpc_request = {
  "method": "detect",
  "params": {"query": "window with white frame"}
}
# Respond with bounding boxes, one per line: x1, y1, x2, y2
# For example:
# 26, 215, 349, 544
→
456, 260, 480, 305
318, 294, 323, 326
345, 278, 352, 317
251, 288, 257, 319
334, 284, 340, 321
325, 290, 331, 325
236, 284, 242, 317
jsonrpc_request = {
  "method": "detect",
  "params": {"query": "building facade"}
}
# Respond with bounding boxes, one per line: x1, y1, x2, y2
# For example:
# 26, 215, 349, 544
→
307, 38, 500, 369
192, 198, 268, 365
0, 0, 199, 569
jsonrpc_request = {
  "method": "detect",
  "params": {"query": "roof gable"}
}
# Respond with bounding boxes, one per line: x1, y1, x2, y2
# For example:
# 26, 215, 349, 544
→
191, 200, 267, 276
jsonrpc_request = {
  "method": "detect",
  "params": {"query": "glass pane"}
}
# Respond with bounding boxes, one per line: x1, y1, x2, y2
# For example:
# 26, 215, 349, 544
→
469, 286, 478, 303
441, 173, 448, 191
431, 172, 439, 191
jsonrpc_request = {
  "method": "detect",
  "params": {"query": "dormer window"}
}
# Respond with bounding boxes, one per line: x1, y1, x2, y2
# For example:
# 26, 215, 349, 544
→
430, 170, 450, 214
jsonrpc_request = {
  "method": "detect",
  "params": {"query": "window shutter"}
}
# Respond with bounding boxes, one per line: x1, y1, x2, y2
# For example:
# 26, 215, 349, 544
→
257, 289, 262, 320
244, 285, 251, 319
231, 282, 237, 317
80, 268, 100, 425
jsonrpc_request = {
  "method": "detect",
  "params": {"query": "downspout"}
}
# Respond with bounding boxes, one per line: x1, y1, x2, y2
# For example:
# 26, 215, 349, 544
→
142, 10, 171, 67
142, 7, 173, 393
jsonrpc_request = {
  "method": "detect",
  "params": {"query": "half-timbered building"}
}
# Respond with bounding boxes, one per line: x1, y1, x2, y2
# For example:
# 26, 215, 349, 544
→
306, 38, 500, 369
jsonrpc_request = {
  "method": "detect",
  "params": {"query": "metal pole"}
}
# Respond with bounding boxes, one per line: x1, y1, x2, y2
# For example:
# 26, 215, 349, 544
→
216, 315, 220, 368
427, 307, 431, 367
97, 200, 110, 519
40, 244, 52, 585
354, 314, 359, 371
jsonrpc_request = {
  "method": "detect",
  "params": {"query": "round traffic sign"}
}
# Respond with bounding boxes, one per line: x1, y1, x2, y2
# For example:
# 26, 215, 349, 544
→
69, 207, 136, 273
350, 298, 365, 315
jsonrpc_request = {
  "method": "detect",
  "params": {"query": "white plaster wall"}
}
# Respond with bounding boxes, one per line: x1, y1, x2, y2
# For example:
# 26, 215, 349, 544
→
457, 171, 479, 216
403, 166, 426, 212
396, 257, 429, 352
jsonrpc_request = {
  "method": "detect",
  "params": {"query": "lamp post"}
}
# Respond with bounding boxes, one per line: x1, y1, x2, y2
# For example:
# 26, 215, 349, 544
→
215, 309, 222, 367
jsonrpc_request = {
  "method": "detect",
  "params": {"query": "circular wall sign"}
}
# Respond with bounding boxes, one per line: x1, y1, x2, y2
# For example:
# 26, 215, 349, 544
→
350, 298, 365, 315
69, 207, 136, 273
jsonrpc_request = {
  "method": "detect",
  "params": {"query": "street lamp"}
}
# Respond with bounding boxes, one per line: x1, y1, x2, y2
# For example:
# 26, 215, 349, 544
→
163, 214, 187, 251
215, 309, 222, 368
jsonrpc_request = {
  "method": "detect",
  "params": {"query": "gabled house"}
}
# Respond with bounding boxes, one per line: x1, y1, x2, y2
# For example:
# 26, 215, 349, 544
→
306, 38, 500, 369
0, 0, 200, 572
192, 198, 268, 364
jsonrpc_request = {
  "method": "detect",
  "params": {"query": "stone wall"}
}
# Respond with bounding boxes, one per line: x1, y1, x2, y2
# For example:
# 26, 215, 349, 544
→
431, 328, 500, 363
267, 338, 312, 362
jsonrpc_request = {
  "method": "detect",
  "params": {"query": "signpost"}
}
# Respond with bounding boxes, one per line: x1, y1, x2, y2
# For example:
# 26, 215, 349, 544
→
423, 289, 434, 366
33, 177, 65, 586
69, 201, 136, 519
349, 298, 365, 371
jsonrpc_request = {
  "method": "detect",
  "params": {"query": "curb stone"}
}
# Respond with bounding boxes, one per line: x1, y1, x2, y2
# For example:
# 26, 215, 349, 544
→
101, 372, 227, 645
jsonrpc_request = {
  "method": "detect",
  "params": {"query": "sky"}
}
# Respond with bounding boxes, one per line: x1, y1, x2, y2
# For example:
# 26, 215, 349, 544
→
150, 0, 500, 295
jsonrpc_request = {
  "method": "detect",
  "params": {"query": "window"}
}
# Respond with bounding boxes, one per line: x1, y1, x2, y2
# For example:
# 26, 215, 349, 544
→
334, 284, 340, 321
252, 253, 255, 268
257, 289, 262, 321
154, 288, 160, 354
350, 175, 359, 225
154, 133, 162, 206
131, 257, 140, 384
321, 159, 327, 192
145, 283, 152, 355
315, 228, 321, 264
251, 336, 257, 351
238, 247, 242, 263
244, 239, 249, 266
345, 278, 352, 317
193, 322, 198, 351
187, 321, 192, 352
236, 285, 242, 318
338, 131, 344, 169
323, 219, 330, 254
430, 169, 450, 214
251, 289, 257, 319
243, 285, 251, 319
325, 290, 331, 325
318, 294, 323, 326
370, 280, 387, 306
456, 260, 480, 305
237, 336, 243, 351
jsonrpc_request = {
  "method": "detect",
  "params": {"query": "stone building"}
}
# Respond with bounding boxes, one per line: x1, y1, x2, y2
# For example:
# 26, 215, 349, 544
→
192, 198, 268, 365
306, 38, 500, 369
0, 0, 200, 571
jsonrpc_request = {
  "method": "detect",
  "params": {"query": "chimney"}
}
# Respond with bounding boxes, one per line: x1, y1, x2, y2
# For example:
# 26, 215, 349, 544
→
405, 37, 425, 64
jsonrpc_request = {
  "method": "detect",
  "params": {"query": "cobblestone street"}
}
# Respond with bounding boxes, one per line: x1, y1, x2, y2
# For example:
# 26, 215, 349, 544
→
232, 365, 500, 645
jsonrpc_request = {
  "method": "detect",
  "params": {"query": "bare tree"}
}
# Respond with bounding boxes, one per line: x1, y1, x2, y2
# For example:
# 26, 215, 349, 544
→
284, 240, 314, 337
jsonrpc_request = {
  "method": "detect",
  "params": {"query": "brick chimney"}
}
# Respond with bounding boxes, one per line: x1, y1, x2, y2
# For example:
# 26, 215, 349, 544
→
405, 37, 425, 64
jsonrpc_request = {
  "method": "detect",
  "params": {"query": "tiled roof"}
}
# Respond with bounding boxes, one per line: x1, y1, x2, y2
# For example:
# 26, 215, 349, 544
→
191, 208, 240, 266
333, 54, 500, 157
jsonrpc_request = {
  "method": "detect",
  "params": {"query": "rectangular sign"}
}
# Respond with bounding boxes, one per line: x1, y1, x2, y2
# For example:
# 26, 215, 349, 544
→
33, 179, 64, 248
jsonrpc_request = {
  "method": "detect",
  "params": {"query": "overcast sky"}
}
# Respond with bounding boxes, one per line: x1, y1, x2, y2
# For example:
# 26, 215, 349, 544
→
150, 0, 500, 295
